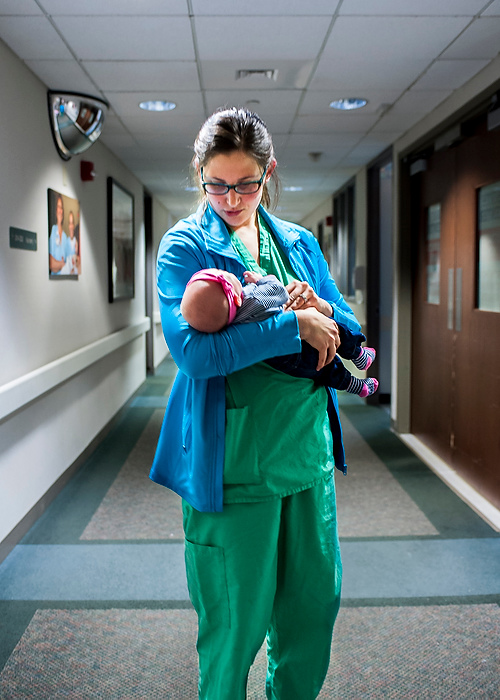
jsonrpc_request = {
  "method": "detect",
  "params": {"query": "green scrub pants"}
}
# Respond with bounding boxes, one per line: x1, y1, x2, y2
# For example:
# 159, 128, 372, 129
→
182, 475, 342, 700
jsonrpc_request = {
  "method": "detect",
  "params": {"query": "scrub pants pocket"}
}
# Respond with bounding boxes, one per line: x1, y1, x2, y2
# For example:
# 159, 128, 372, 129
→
184, 538, 231, 629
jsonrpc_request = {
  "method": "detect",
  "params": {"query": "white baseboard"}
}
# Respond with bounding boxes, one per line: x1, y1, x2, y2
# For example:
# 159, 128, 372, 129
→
398, 432, 500, 532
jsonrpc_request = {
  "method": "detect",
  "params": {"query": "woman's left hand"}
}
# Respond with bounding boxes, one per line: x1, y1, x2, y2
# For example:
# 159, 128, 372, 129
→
284, 280, 333, 318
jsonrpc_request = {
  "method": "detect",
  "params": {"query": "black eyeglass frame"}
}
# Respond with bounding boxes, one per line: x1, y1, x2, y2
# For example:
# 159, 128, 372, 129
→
200, 167, 267, 195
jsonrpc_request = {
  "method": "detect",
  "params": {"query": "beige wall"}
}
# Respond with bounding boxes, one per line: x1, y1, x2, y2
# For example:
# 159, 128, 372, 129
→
0, 39, 172, 551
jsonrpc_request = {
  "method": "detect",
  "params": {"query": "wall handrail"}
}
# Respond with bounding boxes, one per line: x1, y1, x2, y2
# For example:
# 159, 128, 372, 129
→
0, 318, 151, 422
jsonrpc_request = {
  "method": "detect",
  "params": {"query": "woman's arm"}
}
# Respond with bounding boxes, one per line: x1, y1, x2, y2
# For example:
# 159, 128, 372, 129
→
157, 230, 302, 380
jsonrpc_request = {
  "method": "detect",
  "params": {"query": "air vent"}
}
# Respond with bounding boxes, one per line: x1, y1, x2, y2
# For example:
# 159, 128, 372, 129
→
235, 69, 278, 81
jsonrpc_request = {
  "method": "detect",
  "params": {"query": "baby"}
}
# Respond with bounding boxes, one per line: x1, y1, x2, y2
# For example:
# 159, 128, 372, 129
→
180, 268, 378, 398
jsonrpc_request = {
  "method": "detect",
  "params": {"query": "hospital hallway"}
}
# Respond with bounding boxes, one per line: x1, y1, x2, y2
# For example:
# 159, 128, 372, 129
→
1, 356, 499, 699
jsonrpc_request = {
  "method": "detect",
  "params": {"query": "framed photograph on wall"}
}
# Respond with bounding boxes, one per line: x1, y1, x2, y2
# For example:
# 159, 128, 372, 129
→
48, 188, 81, 278
107, 177, 135, 302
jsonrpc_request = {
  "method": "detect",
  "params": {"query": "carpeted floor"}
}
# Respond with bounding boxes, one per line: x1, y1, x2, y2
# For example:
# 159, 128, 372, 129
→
0, 357, 499, 699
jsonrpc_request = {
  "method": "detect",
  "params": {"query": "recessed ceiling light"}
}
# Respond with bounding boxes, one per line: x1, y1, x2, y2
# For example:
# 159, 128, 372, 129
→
283, 186, 303, 192
329, 98, 367, 111
139, 100, 176, 112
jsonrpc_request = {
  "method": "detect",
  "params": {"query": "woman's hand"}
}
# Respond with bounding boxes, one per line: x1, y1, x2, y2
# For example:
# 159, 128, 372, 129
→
295, 307, 340, 370
285, 279, 333, 317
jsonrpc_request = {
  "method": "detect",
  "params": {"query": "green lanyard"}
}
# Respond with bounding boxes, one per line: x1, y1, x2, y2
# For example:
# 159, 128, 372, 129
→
229, 215, 297, 285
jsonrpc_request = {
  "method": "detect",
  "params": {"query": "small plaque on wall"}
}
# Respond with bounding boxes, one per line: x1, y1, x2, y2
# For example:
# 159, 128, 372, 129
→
10, 227, 37, 251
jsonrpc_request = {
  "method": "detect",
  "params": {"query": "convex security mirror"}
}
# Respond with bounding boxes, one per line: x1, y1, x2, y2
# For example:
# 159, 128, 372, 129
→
48, 91, 109, 161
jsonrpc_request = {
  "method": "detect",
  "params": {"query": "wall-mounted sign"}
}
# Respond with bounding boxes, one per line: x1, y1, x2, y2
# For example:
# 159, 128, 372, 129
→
10, 227, 37, 251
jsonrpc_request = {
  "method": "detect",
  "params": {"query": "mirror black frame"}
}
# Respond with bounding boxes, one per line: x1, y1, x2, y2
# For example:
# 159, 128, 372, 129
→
48, 91, 109, 161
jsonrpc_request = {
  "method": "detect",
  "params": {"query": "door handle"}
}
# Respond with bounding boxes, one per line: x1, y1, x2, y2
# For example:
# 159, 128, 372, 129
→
455, 268, 462, 332
448, 269, 454, 330
448, 268, 462, 332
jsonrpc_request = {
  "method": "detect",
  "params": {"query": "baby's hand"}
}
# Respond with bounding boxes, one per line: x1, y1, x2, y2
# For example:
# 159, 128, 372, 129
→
243, 270, 263, 284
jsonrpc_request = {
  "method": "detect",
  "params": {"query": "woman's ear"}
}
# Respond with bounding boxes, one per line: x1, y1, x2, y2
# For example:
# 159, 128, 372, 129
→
266, 158, 277, 181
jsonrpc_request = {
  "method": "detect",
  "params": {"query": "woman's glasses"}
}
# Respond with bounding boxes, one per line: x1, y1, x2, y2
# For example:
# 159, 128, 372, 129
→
201, 167, 267, 195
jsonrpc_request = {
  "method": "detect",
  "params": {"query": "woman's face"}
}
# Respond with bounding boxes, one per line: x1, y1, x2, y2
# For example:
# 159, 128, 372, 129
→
201, 151, 271, 231
56, 197, 64, 226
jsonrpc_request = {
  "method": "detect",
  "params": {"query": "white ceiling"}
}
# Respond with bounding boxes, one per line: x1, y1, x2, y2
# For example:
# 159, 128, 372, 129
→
1, 0, 500, 223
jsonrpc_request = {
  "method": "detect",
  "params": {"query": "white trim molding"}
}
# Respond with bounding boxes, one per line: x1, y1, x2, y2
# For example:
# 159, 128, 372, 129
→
0, 318, 151, 422
399, 432, 500, 532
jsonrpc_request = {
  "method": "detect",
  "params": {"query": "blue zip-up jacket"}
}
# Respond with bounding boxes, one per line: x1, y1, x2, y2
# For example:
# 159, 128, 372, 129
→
149, 204, 361, 512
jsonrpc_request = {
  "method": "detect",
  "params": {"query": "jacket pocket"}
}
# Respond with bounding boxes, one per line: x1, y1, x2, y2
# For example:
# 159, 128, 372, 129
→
224, 407, 261, 484
184, 539, 230, 628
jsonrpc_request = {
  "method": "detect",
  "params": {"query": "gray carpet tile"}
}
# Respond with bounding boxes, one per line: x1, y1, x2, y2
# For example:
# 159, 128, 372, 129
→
333, 412, 437, 538
78, 407, 438, 543
1, 605, 498, 699
80, 410, 184, 541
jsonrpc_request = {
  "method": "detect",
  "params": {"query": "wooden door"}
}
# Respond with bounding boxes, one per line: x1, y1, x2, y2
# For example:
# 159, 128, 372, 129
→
453, 124, 500, 503
411, 118, 500, 508
411, 147, 456, 465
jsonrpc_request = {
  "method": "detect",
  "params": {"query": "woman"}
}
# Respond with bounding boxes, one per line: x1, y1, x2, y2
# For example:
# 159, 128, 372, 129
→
49, 193, 68, 275
150, 108, 362, 699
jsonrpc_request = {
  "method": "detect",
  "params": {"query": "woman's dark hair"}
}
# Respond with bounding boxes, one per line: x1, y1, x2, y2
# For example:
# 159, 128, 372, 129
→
192, 107, 280, 210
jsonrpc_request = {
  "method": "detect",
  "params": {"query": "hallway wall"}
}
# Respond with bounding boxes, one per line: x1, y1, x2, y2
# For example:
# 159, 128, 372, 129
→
152, 202, 173, 368
0, 40, 167, 551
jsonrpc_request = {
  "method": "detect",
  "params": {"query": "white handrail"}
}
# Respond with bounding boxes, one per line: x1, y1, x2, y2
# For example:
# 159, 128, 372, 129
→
0, 318, 151, 422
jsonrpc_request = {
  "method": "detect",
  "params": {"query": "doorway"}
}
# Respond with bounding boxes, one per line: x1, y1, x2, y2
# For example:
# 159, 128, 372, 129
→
367, 152, 393, 406
410, 115, 500, 508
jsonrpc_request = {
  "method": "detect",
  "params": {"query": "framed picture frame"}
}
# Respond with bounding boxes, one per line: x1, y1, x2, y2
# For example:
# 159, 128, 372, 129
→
48, 188, 81, 279
107, 177, 135, 302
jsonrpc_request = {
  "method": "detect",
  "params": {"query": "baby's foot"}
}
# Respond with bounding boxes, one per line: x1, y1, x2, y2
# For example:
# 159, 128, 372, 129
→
358, 377, 379, 398
346, 376, 379, 398
352, 347, 376, 370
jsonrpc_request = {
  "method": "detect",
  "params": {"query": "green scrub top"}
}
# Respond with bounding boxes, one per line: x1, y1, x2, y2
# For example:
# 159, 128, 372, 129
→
223, 215, 334, 503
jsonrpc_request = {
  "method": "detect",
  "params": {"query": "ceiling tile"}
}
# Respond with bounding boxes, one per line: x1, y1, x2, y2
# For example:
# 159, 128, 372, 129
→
0, 17, 72, 59
310, 55, 430, 91
292, 114, 380, 134
322, 16, 472, 62
340, 0, 487, 15
133, 119, 202, 147
83, 61, 200, 92
52, 16, 195, 61
370, 112, 425, 134
284, 133, 360, 159
389, 89, 453, 116
413, 59, 490, 90
191, 0, 337, 15
481, 0, 500, 15
24, 59, 98, 93
0, 0, 42, 14
39, 0, 187, 14
442, 18, 500, 59
340, 139, 392, 166
194, 16, 330, 61
99, 132, 138, 150
205, 90, 302, 116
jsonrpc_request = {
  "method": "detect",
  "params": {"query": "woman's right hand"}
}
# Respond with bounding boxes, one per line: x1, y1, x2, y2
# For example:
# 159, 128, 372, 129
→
295, 308, 340, 370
